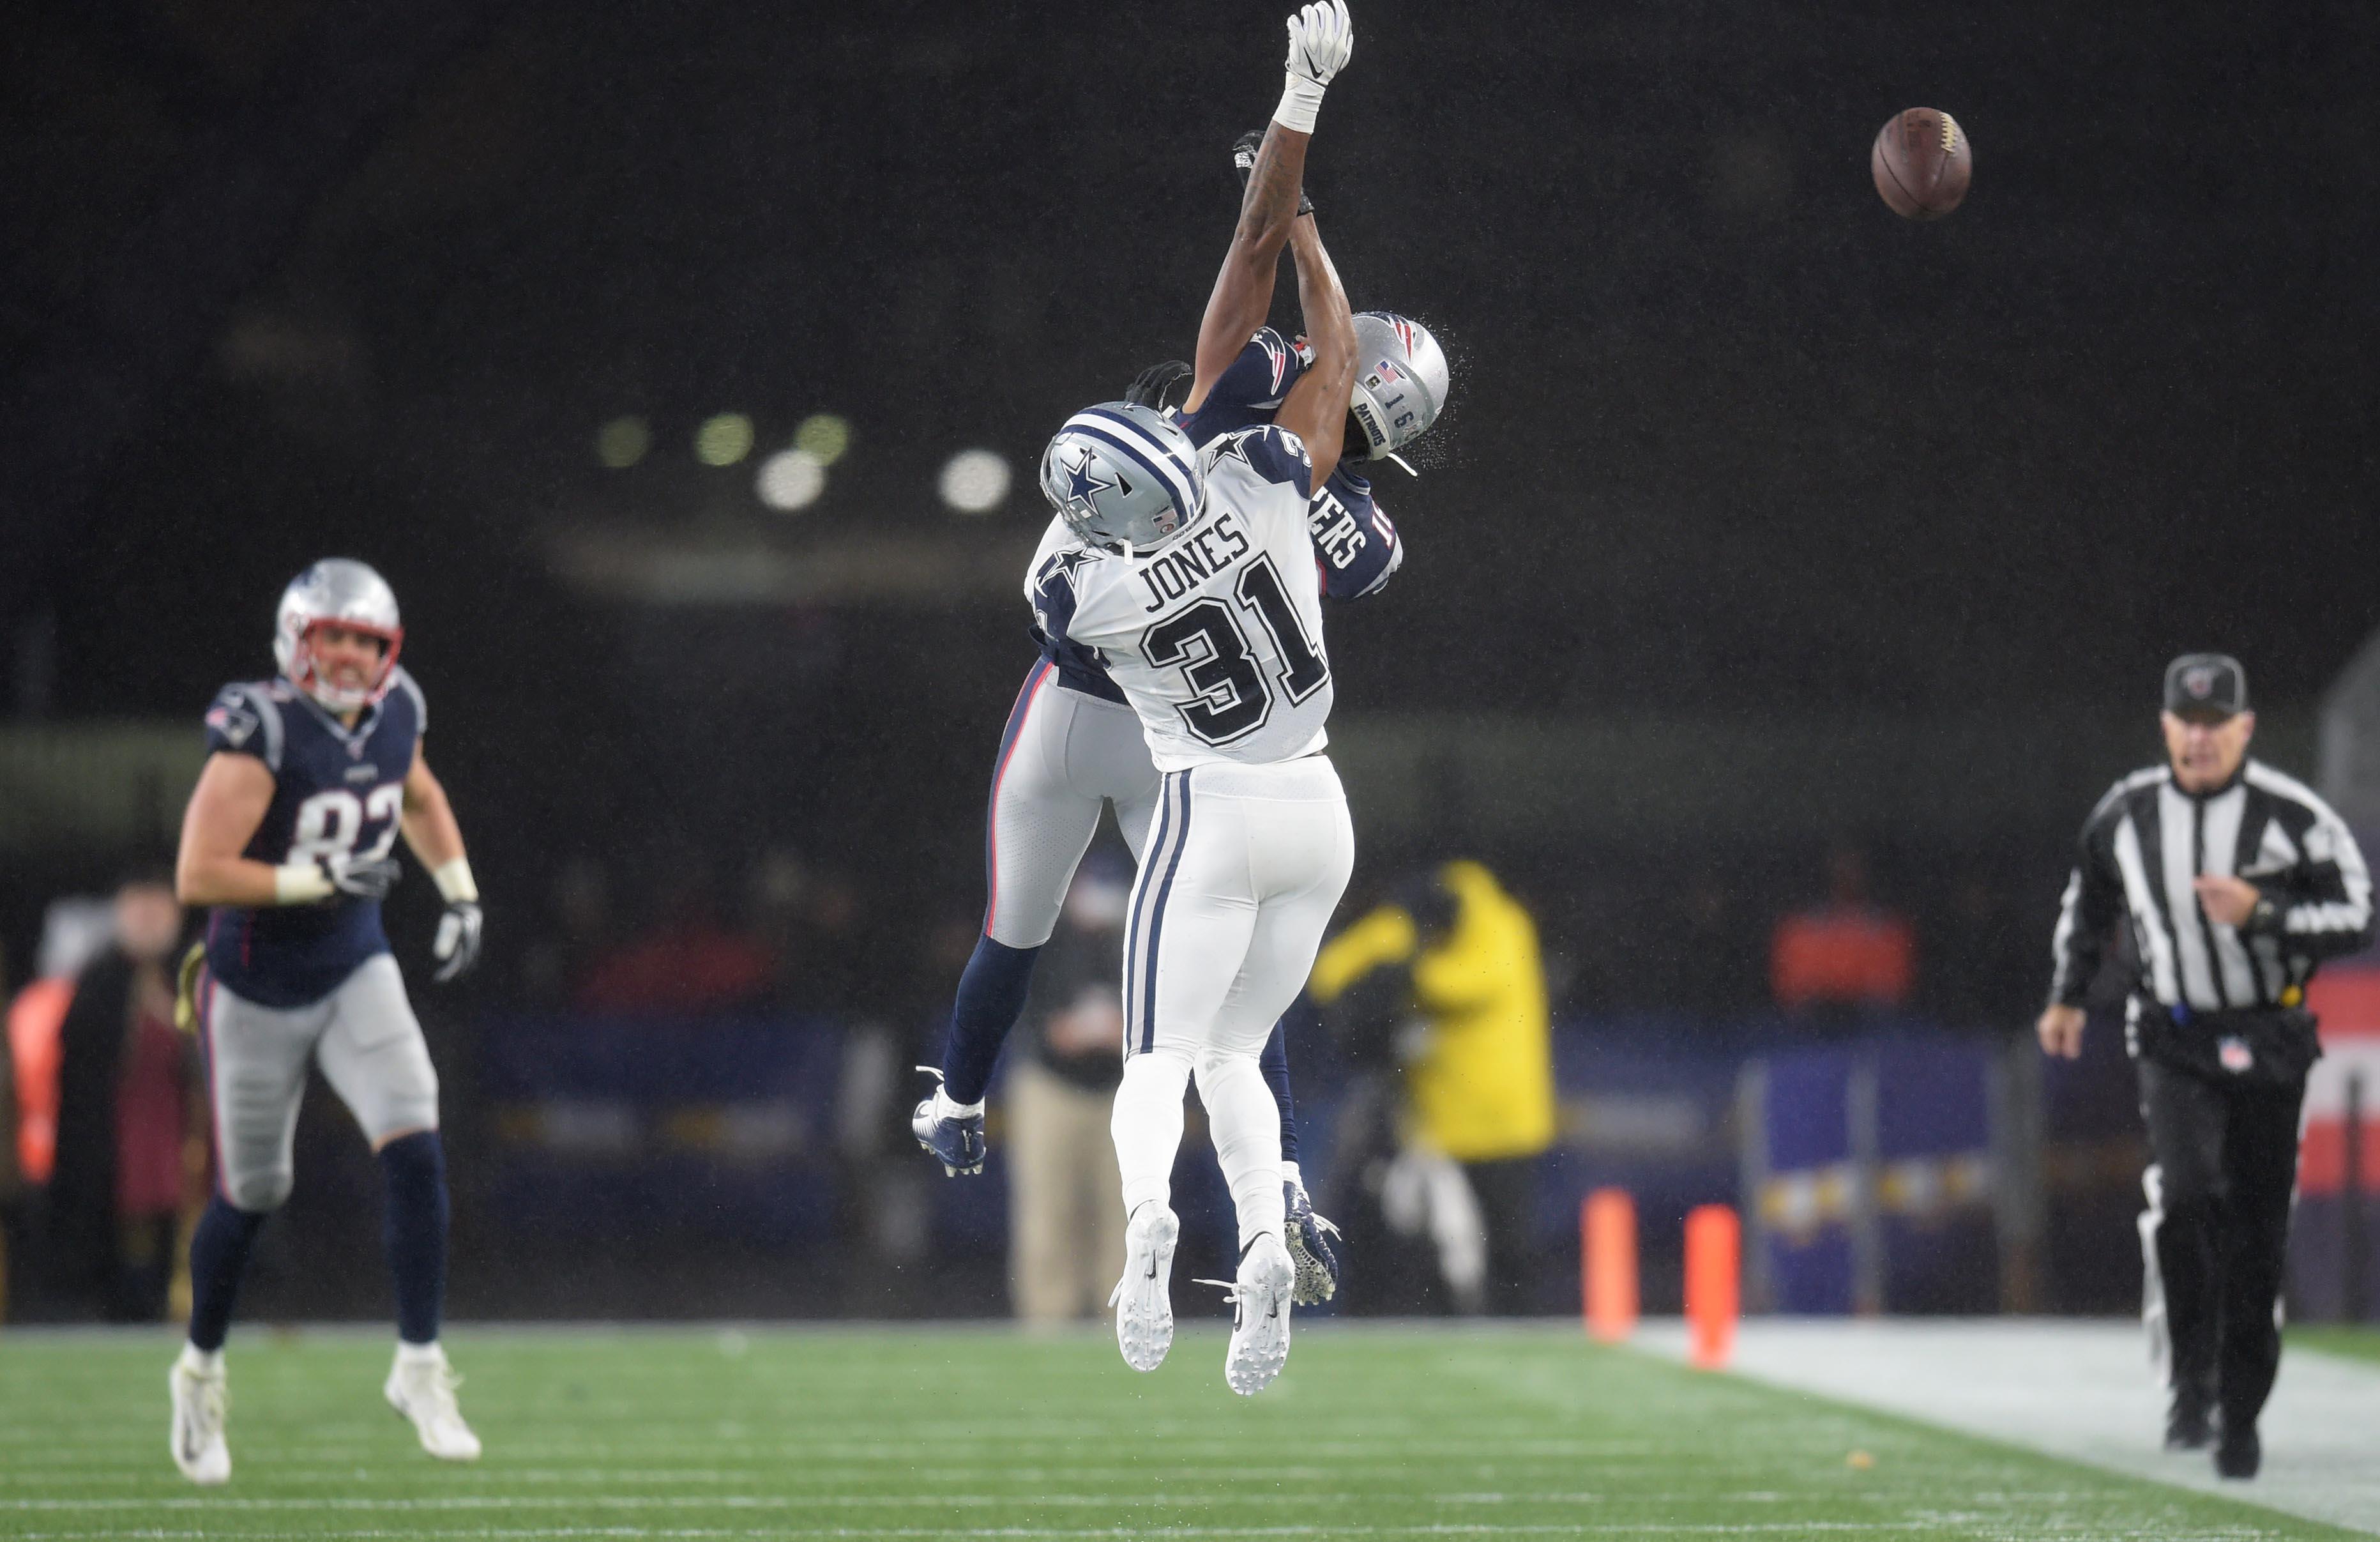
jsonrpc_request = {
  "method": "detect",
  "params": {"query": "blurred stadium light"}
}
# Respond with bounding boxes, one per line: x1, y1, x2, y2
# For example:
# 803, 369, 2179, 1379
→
694, 413, 755, 466
938, 449, 1010, 514
756, 448, 827, 512
596, 416, 651, 468
793, 414, 852, 466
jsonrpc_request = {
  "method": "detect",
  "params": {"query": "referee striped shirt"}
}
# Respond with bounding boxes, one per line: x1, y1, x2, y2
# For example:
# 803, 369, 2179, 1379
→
2050, 758, 2375, 1014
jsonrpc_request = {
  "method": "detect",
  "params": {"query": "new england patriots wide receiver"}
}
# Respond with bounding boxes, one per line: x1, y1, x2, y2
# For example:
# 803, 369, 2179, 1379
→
1032, 0, 1381, 1396
166, 560, 485, 1484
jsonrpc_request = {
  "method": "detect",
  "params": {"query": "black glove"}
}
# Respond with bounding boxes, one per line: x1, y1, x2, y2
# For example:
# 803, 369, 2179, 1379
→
1232, 128, 1314, 217
432, 901, 483, 984
1125, 359, 1194, 413
322, 853, 402, 901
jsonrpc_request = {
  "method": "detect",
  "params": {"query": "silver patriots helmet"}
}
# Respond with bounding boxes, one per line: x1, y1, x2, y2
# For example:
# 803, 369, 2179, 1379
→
1347, 311, 1451, 462
1039, 402, 1205, 554
272, 558, 404, 712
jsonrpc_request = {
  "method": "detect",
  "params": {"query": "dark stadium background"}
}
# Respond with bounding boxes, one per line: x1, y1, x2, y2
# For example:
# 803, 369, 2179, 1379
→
3, 0, 2376, 1320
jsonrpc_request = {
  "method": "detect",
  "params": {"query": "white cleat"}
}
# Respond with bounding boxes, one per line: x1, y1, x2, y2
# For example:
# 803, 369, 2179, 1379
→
169, 1354, 231, 1485
1221, 1233, 1294, 1396
385, 1345, 483, 1462
1109, 1203, 1179, 1372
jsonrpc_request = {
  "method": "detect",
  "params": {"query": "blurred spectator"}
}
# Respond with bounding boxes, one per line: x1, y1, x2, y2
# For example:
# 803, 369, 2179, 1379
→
47, 871, 206, 1321
747, 853, 874, 1016
1310, 860, 1554, 1314
575, 869, 774, 1015
518, 857, 616, 1006
1770, 845, 1915, 1018
1006, 860, 1128, 1325
1924, 869, 2029, 1030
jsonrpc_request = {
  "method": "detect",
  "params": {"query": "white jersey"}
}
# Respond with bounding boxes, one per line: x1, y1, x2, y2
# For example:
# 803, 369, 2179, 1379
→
1028, 425, 1333, 774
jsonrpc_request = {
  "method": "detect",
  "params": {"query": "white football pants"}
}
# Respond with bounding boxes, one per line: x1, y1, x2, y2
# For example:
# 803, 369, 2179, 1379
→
1110, 756, 1354, 1248
982, 662, 1162, 947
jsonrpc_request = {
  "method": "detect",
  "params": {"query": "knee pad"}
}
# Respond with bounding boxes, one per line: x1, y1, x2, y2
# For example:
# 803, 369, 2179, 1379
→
227, 1167, 294, 1212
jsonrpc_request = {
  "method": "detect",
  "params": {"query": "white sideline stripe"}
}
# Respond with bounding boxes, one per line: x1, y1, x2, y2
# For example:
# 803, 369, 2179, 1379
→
1636, 1319, 2380, 1536
0, 1527, 2056, 1540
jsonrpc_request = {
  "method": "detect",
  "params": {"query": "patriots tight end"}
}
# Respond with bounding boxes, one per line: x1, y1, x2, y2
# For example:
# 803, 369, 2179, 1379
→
166, 560, 487, 1484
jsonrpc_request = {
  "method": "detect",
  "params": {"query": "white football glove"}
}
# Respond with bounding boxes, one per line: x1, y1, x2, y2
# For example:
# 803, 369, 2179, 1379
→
432, 901, 483, 984
1274, 0, 1353, 135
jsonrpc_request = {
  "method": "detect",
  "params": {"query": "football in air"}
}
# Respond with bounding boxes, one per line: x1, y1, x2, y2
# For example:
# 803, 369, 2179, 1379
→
1872, 108, 1972, 220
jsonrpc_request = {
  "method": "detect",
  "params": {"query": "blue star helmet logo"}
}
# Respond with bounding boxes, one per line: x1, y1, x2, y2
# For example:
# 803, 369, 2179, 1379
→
1063, 446, 1116, 504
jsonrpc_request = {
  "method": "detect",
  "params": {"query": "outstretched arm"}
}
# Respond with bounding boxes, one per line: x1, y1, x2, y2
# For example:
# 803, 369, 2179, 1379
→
1273, 214, 1357, 489
1185, 1, 1353, 415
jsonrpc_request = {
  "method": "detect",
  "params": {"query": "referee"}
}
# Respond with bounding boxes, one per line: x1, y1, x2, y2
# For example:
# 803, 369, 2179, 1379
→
2038, 653, 2373, 1479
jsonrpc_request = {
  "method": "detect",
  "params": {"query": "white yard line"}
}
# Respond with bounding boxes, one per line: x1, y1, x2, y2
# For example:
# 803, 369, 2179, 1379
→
1636, 1318, 2380, 1536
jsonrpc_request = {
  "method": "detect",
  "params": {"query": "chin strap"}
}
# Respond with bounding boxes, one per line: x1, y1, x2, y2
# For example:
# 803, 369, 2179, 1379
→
1383, 452, 1418, 477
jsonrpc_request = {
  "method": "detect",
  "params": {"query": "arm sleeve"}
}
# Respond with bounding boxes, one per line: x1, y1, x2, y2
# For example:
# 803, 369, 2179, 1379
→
2048, 795, 2125, 1007
1310, 476, 1403, 601
202, 684, 284, 775
1236, 425, 1314, 500
2260, 795, 2376, 959
1179, 328, 1305, 448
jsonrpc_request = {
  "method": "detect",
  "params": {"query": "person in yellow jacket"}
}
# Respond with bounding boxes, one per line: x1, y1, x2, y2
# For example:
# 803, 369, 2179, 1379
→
1309, 860, 1554, 1312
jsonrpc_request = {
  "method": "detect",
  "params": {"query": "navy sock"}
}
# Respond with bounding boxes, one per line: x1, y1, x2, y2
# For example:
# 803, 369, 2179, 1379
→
186, 1197, 269, 1353
378, 1131, 449, 1346
939, 936, 1042, 1105
1259, 1021, 1300, 1166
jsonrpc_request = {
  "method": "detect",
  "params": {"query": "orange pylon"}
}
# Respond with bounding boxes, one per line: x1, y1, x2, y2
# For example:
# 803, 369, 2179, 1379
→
1582, 1188, 1637, 1342
1685, 1203, 1740, 1370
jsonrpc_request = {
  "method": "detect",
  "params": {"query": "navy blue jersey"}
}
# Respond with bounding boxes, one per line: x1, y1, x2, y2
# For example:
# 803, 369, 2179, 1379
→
1178, 327, 1402, 602
201, 669, 426, 1007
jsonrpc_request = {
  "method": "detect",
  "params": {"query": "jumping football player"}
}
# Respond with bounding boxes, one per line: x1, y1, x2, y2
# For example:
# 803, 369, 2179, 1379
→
166, 559, 486, 1483
1026, 0, 1376, 1394
911, 84, 1447, 1331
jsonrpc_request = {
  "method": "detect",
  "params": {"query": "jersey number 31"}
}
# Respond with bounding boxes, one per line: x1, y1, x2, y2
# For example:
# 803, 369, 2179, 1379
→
1142, 555, 1328, 746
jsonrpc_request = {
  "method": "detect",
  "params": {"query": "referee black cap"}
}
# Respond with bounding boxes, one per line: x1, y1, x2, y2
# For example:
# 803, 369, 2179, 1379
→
2164, 653, 2248, 721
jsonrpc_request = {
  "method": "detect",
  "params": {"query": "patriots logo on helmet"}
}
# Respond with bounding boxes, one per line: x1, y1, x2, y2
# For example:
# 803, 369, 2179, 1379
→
1256, 330, 1292, 393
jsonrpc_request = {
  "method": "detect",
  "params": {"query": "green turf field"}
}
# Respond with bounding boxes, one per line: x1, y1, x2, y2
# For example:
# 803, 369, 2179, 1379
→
2291, 1324, 2380, 1368
0, 1324, 2357, 1540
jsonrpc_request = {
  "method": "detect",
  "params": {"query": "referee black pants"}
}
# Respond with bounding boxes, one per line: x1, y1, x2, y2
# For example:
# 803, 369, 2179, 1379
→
2137, 1058, 2305, 1430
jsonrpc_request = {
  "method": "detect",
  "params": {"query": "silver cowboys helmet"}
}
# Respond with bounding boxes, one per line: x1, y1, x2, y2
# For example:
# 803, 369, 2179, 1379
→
1039, 402, 1205, 554
272, 558, 404, 712
1347, 311, 1451, 462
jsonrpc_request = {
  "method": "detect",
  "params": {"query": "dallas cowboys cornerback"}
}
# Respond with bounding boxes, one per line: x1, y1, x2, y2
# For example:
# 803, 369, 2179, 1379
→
1029, 0, 1380, 1396
166, 559, 485, 1484
913, 195, 1441, 1326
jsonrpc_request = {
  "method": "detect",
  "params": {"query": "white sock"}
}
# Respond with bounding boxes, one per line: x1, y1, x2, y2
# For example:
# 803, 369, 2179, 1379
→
178, 1343, 224, 1377
1110, 1050, 1192, 1219
395, 1340, 445, 1369
1197, 1050, 1287, 1251
934, 1086, 984, 1120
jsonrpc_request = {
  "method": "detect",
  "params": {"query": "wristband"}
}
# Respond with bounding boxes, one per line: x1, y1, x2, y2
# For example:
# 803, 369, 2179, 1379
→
431, 857, 480, 904
273, 862, 335, 905
1273, 74, 1326, 135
